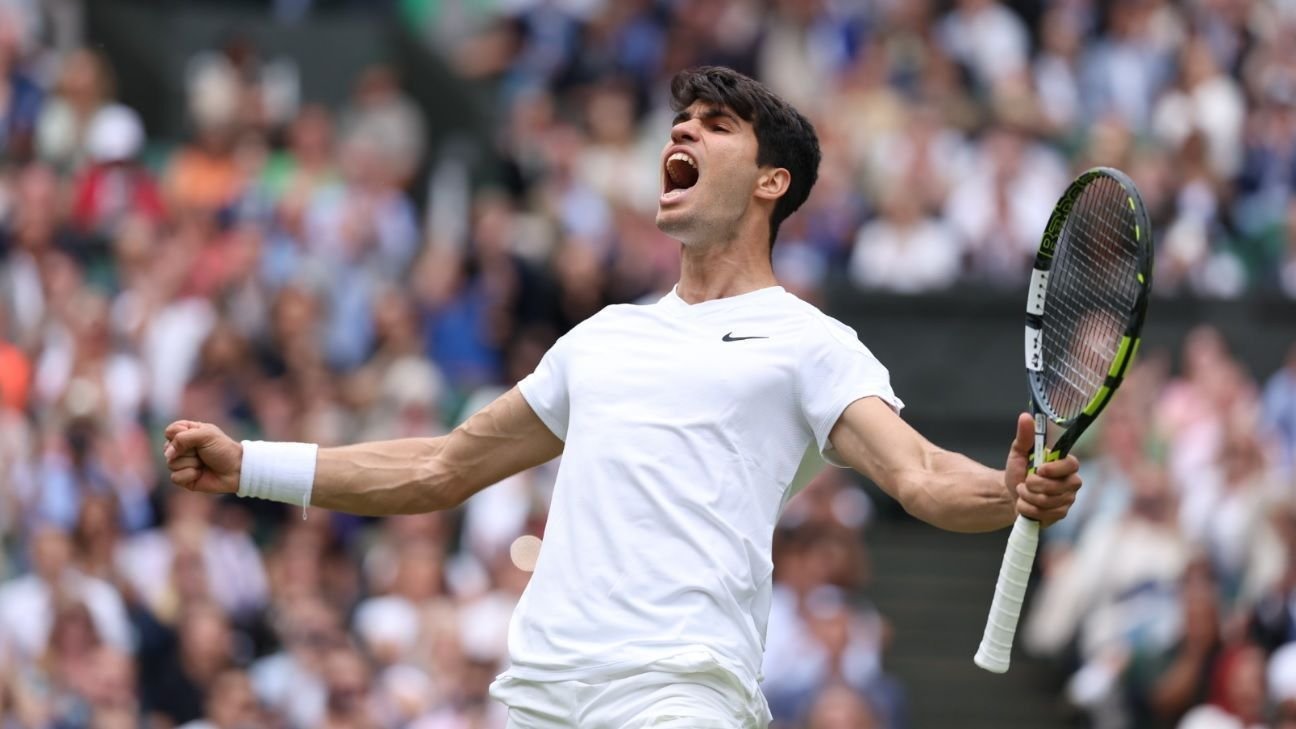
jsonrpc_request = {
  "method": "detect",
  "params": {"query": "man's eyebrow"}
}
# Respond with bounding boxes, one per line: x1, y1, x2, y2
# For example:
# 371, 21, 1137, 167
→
672, 107, 742, 126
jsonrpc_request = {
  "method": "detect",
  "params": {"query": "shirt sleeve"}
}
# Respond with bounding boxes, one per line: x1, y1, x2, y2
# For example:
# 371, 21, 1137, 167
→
798, 317, 903, 467
517, 334, 572, 441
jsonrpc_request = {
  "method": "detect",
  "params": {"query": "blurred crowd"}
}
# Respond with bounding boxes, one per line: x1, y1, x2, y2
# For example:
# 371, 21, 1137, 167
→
1025, 333, 1296, 729
0, 0, 1294, 728
403, 0, 1296, 299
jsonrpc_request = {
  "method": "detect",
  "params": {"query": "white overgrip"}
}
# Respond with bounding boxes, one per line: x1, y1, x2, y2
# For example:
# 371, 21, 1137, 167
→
974, 415, 1046, 673
973, 515, 1040, 673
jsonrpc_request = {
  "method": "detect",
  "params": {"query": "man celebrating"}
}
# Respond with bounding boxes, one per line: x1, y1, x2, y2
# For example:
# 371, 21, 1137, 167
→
164, 67, 1081, 728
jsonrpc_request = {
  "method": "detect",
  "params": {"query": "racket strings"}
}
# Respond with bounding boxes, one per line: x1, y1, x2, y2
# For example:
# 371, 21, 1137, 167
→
1039, 177, 1142, 421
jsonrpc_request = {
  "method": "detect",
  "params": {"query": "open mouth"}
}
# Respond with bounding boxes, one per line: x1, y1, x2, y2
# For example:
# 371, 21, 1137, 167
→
663, 151, 699, 198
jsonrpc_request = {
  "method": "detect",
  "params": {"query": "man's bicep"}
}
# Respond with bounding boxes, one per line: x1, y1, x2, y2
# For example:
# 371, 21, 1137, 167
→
827, 396, 935, 501
444, 387, 564, 500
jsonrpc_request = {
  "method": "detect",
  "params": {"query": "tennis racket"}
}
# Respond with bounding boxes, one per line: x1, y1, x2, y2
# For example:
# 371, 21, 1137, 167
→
973, 166, 1154, 674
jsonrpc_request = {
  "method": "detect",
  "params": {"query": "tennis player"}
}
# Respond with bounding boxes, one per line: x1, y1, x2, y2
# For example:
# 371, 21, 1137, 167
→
163, 67, 1082, 728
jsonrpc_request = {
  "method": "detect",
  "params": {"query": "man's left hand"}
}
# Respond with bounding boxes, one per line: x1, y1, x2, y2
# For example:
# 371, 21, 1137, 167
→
1004, 412, 1083, 526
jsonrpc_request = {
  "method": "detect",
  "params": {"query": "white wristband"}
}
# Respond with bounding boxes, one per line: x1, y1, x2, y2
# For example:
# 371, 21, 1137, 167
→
238, 441, 318, 517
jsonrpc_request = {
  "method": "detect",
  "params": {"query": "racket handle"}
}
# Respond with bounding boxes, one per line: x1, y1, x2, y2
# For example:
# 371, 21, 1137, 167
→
973, 515, 1040, 673
975, 412, 1048, 673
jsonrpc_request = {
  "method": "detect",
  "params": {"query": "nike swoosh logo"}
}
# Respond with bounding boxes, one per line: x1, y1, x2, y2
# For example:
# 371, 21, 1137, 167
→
722, 332, 769, 342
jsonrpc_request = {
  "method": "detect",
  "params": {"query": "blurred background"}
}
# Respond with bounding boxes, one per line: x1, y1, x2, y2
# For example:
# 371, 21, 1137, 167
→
1, 0, 1296, 727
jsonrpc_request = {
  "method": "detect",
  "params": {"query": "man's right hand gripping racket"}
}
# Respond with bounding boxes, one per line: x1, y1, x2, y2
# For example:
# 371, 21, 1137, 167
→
973, 167, 1154, 674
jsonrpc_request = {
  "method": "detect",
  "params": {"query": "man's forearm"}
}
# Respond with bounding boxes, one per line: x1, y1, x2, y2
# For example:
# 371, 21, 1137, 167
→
898, 449, 1016, 533
301, 387, 563, 516
166, 388, 561, 514
311, 437, 458, 515
828, 398, 1076, 533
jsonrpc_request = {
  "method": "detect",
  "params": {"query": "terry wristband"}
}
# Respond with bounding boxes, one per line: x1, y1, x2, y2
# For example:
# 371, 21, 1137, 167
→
238, 440, 319, 517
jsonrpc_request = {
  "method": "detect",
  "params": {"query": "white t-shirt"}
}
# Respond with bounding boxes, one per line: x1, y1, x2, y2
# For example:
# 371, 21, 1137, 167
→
504, 285, 901, 688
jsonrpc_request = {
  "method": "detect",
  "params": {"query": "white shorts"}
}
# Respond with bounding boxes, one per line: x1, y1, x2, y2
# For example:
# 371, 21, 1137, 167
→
490, 661, 770, 729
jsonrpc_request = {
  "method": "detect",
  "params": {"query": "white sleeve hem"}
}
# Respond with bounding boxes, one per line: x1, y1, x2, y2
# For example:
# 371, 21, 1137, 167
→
517, 378, 568, 441
817, 392, 905, 467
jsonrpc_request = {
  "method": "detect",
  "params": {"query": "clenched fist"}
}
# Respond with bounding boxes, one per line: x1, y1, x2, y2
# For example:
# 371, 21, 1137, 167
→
1003, 412, 1082, 526
163, 420, 242, 494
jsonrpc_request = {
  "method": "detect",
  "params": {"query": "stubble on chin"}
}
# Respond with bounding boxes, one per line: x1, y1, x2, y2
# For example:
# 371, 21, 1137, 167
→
656, 209, 692, 246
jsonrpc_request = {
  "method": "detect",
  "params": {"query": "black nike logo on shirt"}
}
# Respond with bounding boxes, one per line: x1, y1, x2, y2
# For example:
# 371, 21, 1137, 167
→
722, 332, 769, 342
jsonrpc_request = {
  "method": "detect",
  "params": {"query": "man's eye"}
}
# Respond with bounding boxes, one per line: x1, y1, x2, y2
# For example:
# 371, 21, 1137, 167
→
712, 124, 729, 133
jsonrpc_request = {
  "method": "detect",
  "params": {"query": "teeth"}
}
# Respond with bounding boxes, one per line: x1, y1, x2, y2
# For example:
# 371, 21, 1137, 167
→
668, 152, 697, 169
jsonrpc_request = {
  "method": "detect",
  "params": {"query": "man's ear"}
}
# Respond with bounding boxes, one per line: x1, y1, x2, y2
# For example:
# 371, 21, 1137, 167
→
755, 167, 790, 202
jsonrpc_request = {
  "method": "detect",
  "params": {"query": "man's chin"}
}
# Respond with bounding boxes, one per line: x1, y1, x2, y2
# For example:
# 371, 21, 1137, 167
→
655, 211, 693, 245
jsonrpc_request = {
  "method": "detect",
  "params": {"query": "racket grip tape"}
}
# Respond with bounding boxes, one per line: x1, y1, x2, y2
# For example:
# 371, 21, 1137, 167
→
973, 515, 1040, 673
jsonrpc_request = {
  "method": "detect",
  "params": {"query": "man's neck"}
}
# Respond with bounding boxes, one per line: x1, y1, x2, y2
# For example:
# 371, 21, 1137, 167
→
675, 238, 777, 304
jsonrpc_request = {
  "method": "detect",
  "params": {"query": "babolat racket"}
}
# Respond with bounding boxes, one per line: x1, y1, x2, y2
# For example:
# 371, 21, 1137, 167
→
974, 167, 1154, 674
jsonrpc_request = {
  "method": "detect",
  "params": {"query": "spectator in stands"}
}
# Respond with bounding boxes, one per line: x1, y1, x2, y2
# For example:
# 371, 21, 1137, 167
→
186, 32, 300, 135
352, 538, 448, 668
1176, 642, 1269, 729
1151, 36, 1247, 180
262, 103, 338, 214
139, 601, 235, 726
1032, 5, 1085, 137
1269, 642, 1296, 729
83, 648, 142, 728
754, 0, 857, 115
1122, 558, 1223, 729
349, 291, 448, 441
0, 526, 133, 662
1025, 463, 1191, 688
35, 47, 114, 174
168, 64, 245, 215
32, 289, 148, 432
31, 600, 107, 725
1232, 87, 1296, 274
0, 300, 31, 412
305, 133, 420, 370
575, 79, 659, 213
339, 65, 425, 189
0, 3, 42, 162
1193, 422, 1285, 611
803, 684, 881, 729
177, 668, 264, 729
1263, 343, 1296, 474
71, 492, 125, 588
1, 163, 81, 350
29, 402, 154, 544
936, 0, 1029, 93
69, 103, 165, 243
320, 643, 379, 729
1158, 327, 1248, 496
764, 471, 899, 727
848, 181, 960, 294
1080, 1, 1176, 130
943, 124, 1067, 285
178, 318, 261, 436
250, 595, 342, 727
117, 489, 268, 625
1282, 200, 1296, 297
857, 101, 964, 216
1252, 503, 1296, 652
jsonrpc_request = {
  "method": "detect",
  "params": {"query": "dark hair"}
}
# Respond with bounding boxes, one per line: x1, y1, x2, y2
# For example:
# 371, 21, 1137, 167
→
669, 66, 821, 249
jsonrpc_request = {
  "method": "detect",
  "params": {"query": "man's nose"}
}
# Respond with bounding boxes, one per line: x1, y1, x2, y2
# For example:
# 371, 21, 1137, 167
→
671, 120, 700, 145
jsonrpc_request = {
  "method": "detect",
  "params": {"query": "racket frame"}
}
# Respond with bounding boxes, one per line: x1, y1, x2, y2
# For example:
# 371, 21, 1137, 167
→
974, 166, 1154, 674
1025, 166, 1154, 459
